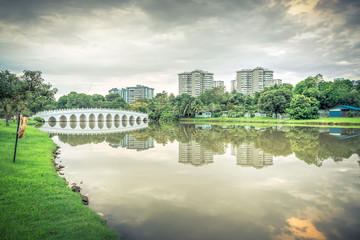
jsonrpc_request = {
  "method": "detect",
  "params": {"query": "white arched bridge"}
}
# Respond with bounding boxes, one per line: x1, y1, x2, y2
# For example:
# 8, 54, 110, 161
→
32, 108, 148, 123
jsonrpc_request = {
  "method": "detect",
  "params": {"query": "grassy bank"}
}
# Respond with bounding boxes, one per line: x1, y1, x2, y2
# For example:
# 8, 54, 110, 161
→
180, 117, 360, 127
0, 121, 118, 240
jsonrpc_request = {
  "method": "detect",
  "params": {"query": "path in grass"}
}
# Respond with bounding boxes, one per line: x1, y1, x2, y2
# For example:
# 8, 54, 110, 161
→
0, 121, 118, 240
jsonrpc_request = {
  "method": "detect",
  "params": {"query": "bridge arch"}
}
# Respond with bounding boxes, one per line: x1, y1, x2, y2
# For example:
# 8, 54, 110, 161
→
89, 114, 95, 122
60, 115, 67, 122
122, 115, 127, 121
136, 117, 141, 125
98, 114, 104, 122
70, 114, 77, 122
114, 114, 120, 121
106, 114, 112, 122
80, 114, 86, 122
49, 116, 56, 122
70, 121, 77, 129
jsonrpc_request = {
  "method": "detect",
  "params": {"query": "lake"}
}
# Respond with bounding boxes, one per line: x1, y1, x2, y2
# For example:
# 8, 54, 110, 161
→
39, 122, 360, 240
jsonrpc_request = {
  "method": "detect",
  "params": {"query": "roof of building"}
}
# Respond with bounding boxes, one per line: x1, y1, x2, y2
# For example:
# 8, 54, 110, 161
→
329, 105, 360, 111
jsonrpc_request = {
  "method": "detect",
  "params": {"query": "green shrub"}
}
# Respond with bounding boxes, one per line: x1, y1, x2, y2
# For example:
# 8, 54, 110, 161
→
33, 117, 44, 122
159, 111, 179, 124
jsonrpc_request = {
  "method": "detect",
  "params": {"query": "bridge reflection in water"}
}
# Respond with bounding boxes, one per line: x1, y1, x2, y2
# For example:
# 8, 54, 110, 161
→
38, 120, 148, 135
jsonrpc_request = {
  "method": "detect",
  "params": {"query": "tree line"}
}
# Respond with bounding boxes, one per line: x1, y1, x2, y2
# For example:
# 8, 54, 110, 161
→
1, 70, 360, 126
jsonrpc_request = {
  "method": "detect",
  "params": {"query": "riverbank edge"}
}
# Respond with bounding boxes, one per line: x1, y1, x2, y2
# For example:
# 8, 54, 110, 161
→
0, 121, 118, 240
180, 117, 360, 127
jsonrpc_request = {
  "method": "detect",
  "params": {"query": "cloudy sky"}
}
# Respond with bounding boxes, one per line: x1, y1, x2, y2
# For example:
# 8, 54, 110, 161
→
0, 0, 359, 97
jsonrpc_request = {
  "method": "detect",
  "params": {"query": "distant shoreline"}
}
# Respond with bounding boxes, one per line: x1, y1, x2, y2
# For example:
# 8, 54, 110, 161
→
180, 117, 360, 127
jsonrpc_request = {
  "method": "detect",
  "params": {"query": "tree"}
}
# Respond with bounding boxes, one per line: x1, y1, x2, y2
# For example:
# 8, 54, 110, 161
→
102, 96, 129, 109
130, 98, 149, 113
0, 70, 57, 126
288, 94, 319, 120
66, 92, 95, 108
258, 91, 286, 117
148, 91, 170, 120
258, 86, 292, 117
105, 93, 120, 102
292, 77, 320, 99
318, 80, 360, 109
92, 94, 105, 108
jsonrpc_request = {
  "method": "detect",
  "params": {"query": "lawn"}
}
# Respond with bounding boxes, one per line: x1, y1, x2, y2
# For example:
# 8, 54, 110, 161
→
0, 120, 118, 240
180, 117, 360, 127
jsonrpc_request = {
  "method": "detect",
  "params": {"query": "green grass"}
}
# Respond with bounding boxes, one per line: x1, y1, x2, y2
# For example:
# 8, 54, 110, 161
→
180, 117, 360, 127
0, 121, 118, 240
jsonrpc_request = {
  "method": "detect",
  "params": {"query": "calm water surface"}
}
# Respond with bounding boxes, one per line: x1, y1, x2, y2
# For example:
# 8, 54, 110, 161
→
39, 122, 360, 240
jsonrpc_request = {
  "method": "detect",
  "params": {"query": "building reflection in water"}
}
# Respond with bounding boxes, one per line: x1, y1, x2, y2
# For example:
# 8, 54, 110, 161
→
231, 143, 273, 169
110, 134, 154, 151
178, 141, 273, 169
121, 134, 154, 151
179, 141, 214, 166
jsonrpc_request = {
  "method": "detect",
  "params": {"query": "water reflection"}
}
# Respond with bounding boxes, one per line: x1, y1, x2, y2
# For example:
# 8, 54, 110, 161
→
51, 124, 360, 240
80, 121, 86, 129
231, 143, 273, 169
179, 141, 214, 166
51, 123, 360, 240
46, 123, 360, 168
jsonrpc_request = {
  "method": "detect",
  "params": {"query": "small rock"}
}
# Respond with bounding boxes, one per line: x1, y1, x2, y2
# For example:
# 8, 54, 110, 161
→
98, 212, 104, 217
71, 185, 81, 192
58, 165, 65, 169
59, 172, 64, 175
81, 194, 89, 205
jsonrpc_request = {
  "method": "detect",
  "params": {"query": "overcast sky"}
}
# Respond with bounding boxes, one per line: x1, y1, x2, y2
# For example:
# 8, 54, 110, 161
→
0, 0, 359, 97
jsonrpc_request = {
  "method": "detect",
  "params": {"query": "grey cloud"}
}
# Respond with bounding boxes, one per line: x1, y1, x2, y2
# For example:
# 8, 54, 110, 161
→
0, 0, 131, 23
0, 0, 359, 95
316, 0, 360, 27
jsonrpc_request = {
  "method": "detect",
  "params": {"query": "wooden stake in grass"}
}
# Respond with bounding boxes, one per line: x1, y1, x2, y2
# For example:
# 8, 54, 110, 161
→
13, 111, 21, 163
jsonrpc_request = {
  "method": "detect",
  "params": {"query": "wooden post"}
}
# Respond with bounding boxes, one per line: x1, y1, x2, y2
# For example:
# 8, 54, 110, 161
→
13, 111, 21, 163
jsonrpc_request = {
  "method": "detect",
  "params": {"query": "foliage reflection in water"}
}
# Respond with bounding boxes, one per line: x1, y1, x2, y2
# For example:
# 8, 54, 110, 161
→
48, 123, 360, 240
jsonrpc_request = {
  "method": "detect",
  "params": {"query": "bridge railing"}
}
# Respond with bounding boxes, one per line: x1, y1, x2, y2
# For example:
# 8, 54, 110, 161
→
34, 108, 147, 116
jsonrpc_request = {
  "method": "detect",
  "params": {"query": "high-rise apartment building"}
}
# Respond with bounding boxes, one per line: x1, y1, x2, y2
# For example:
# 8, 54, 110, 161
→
109, 85, 154, 104
121, 85, 154, 104
213, 80, 224, 88
109, 88, 121, 95
230, 80, 237, 92
178, 69, 214, 97
236, 67, 274, 96
274, 79, 282, 85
